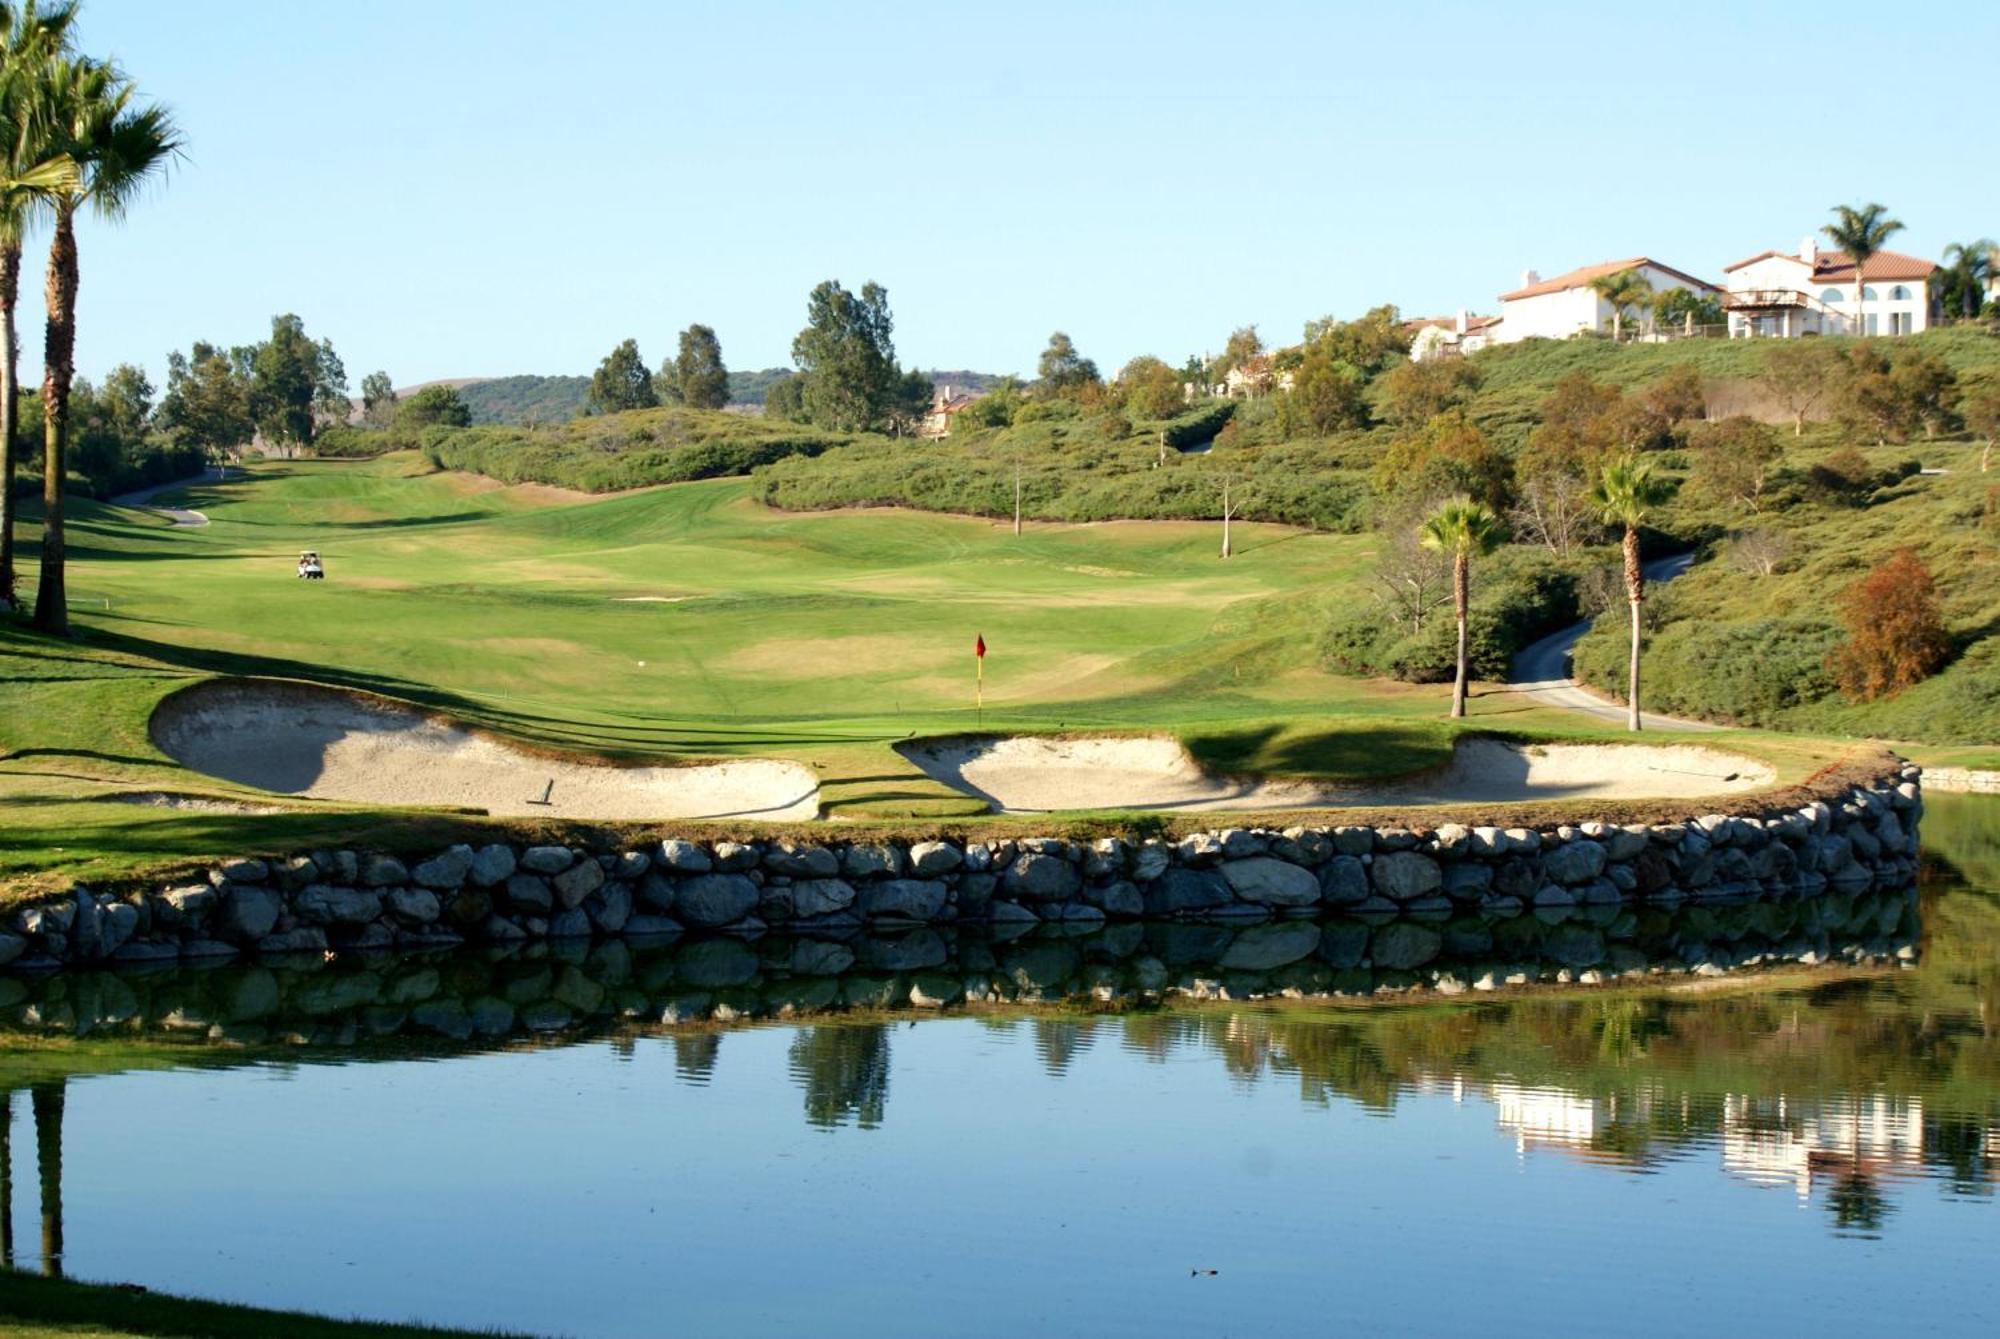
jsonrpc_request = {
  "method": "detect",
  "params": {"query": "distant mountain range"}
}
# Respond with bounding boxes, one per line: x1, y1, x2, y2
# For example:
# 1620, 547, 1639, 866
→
416, 367, 1011, 426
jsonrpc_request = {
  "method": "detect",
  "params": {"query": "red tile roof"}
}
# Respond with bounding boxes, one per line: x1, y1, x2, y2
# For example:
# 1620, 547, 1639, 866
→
1723, 247, 1936, 282
1500, 257, 1718, 302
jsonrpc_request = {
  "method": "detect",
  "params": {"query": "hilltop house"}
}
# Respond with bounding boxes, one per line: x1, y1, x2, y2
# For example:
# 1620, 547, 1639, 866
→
920, 385, 981, 439
1406, 310, 1503, 361
1222, 356, 1295, 398
1722, 237, 1937, 338
1493, 257, 1719, 343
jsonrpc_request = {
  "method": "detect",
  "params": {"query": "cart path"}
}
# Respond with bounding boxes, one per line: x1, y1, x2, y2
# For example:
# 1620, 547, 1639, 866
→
1502, 552, 1721, 732
109, 466, 229, 527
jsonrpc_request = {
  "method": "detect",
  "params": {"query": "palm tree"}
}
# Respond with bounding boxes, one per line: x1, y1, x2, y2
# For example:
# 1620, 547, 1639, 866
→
1823, 203, 1904, 339
0, 1, 76, 610
1589, 456, 1673, 731
28, 55, 180, 635
1941, 239, 1996, 320
1587, 268, 1654, 341
1419, 495, 1505, 718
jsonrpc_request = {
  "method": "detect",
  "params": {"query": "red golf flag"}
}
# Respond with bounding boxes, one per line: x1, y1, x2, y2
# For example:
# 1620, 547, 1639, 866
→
975, 634, 986, 658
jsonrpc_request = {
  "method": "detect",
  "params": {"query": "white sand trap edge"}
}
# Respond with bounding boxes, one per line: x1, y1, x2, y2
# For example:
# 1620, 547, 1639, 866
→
896, 735, 1775, 814
153, 682, 820, 822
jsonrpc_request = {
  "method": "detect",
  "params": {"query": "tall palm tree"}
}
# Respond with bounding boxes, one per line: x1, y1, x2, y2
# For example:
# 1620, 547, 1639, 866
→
1419, 495, 1505, 719
28, 55, 180, 635
1590, 456, 1673, 731
1941, 239, 1996, 320
1587, 267, 1654, 341
1823, 203, 1904, 339
0, 0, 76, 610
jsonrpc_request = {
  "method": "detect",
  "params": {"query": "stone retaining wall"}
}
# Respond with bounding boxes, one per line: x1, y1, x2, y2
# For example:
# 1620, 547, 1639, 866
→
1922, 767, 2000, 796
0, 766, 1923, 973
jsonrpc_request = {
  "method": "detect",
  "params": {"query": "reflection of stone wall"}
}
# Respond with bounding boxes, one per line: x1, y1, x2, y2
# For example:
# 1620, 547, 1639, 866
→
1922, 768, 2000, 796
0, 885, 1921, 1044
0, 768, 1922, 972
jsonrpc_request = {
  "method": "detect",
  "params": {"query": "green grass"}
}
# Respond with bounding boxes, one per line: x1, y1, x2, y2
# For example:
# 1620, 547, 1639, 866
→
0, 1270, 530, 1338
0, 452, 1854, 895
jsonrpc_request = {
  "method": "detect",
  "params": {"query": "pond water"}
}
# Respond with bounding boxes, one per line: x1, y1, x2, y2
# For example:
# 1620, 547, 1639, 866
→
1, 795, 1996, 1337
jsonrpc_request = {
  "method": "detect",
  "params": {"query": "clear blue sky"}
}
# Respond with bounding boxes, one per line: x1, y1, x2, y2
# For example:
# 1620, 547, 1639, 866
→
50, 0, 2000, 391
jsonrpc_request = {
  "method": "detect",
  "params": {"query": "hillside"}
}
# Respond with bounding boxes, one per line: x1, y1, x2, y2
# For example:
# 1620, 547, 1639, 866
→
455, 374, 590, 425
416, 403, 856, 491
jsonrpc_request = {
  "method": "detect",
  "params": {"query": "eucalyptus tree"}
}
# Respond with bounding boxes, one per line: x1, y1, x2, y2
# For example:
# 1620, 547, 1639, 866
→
1589, 456, 1673, 731
29, 54, 180, 635
1418, 496, 1505, 718
1822, 203, 1903, 339
1586, 268, 1654, 341
0, 0, 76, 609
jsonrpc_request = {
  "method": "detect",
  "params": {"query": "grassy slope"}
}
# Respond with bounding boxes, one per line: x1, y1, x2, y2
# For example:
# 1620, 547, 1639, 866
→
0, 454, 1846, 895
0, 1270, 529, 1338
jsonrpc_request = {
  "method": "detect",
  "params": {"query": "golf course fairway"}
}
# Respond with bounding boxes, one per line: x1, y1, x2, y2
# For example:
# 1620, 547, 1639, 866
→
0, 454, 1857, 894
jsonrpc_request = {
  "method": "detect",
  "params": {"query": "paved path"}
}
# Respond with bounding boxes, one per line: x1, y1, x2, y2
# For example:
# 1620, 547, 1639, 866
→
109, 467, 228, 527
1503, 551, 1720, 732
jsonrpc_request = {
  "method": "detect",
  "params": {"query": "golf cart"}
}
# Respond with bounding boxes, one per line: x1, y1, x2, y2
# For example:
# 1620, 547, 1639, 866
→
297, 550, 325, 580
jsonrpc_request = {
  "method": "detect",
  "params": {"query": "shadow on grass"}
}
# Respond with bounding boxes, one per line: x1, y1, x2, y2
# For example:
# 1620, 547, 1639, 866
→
1180, 720, 1457, 783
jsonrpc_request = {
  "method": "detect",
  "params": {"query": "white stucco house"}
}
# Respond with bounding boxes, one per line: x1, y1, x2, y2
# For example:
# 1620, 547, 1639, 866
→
1492, 257, 1718, 343
1407, 310, 1503, 361
1722, 237, 1937, 338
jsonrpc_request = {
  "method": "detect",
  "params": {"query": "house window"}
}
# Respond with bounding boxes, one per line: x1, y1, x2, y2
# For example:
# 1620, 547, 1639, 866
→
1864, 314, 1879, 336
1819, 287, 1845, 304
1861, 286, 1879, 301
1889, 285, 1911, 301
1891, 312, 1913, 335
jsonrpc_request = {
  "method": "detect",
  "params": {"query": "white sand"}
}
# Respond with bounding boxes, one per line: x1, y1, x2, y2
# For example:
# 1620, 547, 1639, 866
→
153, 682, 820, 821
897, 735, 1774, 814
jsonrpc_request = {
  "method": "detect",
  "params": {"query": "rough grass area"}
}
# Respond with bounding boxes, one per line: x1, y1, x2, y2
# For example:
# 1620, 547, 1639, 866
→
413, 404, 852, 491
0, 455, 1864, 897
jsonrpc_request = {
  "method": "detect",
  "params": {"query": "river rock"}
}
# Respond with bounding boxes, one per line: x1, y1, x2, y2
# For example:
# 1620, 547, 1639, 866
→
858, 879, 949, 922
1221, 857, 1320, 906
840, 843, 902, 878
297, 885, 384, 927
359, 854, 409, 887
675, 874, 760, 928
1372, 852, 1443, 901
386, 886, 442, 924
765, 843, 838, 877
503, 874, 554, 915
791, 879, 858, 918
1006, 853, 1081, 902
411, 845, 476, 890
1131, 843, 1171, 882
219, 883, 282, 941
468, 844, 517, 887
658, 839, 713, 873
520, 846, 574, 875
1319, 856, 1370, 906
552, 859, 606, 910
1543, 840, 1608, 885
908, 841, 963, 876
1144, 868, 1232, 917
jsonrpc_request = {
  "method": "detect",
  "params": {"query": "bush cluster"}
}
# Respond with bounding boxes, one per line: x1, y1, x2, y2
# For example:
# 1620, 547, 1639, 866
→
1322, 548, 1584, 683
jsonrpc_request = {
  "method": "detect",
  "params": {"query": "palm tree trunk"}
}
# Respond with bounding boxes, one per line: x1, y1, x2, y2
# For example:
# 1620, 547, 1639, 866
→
1450, 550, 1469, 718
30, 208, 77, 636
0, 240, 18, 608
1853, 258, 1865, 337
1624, 524, 1643, 732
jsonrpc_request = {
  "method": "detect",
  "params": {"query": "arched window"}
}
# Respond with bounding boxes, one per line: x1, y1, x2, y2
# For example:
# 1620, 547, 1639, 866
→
1819, 287, 1845, 304
1889, 285, 1910, 301
1861, 286, 1879, 301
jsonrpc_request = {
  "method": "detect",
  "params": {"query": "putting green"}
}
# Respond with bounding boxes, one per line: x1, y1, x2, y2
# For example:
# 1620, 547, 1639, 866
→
0, 454, 1853, 891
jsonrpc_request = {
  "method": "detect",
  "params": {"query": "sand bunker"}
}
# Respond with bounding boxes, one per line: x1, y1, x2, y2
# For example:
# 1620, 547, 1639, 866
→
153, 681, 820, 821
897, 735, 1775, 814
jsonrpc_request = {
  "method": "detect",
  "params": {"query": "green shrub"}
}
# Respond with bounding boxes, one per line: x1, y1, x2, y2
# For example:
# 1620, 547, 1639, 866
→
1575, 615, 1841, 723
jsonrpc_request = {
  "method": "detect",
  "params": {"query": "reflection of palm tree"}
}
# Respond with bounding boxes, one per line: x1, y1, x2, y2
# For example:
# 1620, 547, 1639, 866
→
31, 1080, 59, 1277
1828, 1169, 1891, 1236
789, 1025, 890, 1130
672, 1033, 721, 1084
1031, 1020, 1095, 1076
1, 1088, 12, 1268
